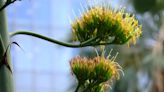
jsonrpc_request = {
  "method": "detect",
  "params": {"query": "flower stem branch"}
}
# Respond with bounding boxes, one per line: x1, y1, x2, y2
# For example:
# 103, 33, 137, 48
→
0, 0, 20, 11
75, 83, 81, 92
10, 31, 110, 48
82, 81, 99, 92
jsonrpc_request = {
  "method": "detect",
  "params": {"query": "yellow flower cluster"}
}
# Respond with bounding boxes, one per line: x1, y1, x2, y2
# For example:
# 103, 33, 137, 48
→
72, 6, 142, 45
70, 53, 123, 90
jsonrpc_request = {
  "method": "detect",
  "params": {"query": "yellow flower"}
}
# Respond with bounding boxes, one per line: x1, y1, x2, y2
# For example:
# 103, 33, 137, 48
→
70, 56, 93, 83
72, 5, 142, 45
70, 50, 123, 91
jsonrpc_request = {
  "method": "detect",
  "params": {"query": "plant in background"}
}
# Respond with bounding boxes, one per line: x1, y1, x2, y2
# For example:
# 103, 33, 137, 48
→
0, 0, 142, 92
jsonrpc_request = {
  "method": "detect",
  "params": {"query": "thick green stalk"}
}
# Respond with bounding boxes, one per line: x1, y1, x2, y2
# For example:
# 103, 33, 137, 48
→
0, 1, 14, 92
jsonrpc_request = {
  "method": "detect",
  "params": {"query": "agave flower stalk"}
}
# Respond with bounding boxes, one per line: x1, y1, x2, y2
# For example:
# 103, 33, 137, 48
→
0, 1, 142, 92
0, 0, 14, 92
10, 3, 142, 47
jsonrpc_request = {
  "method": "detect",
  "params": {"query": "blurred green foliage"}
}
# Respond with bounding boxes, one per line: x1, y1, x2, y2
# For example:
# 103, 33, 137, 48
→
132, 0, 164, 13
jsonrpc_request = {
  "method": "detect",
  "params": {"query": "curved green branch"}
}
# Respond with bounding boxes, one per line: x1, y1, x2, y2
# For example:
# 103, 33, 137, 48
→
0, 0, 19, 11
10, 31, 107, 48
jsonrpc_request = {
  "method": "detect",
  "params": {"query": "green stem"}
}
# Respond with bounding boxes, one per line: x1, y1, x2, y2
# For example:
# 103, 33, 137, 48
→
10, 31, 103, 48
0, 0, 14, 91
82, 81, 99, 92
75, 83, 81, 92
10, 31, 81, 47
80, 36, 98, 45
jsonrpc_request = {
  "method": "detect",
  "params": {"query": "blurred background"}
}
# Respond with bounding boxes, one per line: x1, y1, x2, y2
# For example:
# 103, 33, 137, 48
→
6, 0, 164, 92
